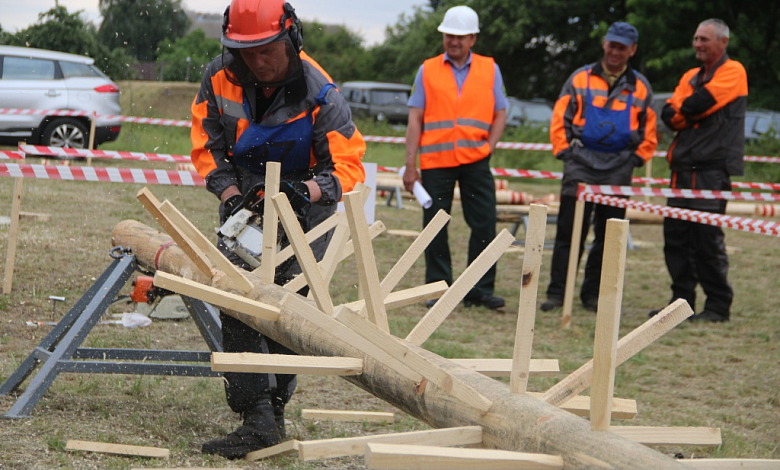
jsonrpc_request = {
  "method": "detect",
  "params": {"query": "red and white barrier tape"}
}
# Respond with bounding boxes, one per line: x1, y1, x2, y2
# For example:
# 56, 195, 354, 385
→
580, 184, 780, 202
0, 151, 24, 160
0, 108, 91, 117
0, 163, 204, 187
19, 144, 192, 163
631, 177, 780, 191
579, 192, 780, 237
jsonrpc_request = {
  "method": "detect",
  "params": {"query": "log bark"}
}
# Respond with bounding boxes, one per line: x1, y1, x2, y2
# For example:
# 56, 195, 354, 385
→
112, 219, 689, 470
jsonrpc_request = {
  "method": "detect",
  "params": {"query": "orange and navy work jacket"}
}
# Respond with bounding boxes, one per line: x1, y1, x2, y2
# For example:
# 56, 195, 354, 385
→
418, 53, 496, 170
550, 62, 657, 171
190, 51, 365, 204
662, 55, 747, 176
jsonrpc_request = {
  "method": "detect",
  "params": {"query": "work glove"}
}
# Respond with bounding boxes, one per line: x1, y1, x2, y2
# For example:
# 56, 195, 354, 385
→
279, 180, 311, 216
219, 194, 243, 224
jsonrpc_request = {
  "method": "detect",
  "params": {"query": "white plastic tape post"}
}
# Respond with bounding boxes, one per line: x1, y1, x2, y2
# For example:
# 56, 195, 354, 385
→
398, 166, 433, 209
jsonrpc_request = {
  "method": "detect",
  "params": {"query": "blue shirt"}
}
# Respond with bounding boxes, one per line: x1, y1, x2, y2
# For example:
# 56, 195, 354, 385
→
407, 51, 509, 111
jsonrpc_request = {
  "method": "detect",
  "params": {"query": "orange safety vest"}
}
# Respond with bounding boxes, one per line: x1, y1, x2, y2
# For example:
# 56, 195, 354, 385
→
419, 53, 495, 169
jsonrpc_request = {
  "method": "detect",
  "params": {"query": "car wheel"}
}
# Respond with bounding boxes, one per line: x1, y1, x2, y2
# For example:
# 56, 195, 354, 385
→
42, 118, 88, 148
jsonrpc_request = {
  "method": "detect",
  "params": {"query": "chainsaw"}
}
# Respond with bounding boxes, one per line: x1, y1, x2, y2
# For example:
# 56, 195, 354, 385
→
217, 180, 311, 269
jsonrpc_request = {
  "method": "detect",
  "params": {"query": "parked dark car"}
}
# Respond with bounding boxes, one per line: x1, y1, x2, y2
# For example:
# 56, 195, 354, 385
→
0, 45, 122, 148
506, 97, 553, 128
340, 81, 412, 124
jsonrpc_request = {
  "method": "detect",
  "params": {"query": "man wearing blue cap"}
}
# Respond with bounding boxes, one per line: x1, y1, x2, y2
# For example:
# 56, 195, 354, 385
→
540, 21, 657, 312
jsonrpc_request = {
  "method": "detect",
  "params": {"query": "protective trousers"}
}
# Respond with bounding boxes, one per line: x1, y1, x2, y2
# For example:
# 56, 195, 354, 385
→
421, 157, 497, 299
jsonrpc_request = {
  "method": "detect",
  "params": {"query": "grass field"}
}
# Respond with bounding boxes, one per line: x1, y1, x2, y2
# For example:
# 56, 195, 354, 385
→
0, 81, 778, 469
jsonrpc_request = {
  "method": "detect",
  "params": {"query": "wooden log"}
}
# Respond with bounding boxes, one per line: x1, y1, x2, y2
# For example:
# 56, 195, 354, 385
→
111, 219, 693, 470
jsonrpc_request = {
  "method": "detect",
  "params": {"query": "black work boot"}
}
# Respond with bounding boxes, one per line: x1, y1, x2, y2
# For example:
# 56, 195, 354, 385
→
202, 401, 282, 459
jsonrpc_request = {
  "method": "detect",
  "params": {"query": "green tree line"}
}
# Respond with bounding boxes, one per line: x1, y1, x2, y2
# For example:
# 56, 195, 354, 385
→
1, 0, 777, 109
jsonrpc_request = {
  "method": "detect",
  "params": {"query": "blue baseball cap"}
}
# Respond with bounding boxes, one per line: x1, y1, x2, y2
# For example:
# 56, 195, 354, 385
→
605, 22, 638, 46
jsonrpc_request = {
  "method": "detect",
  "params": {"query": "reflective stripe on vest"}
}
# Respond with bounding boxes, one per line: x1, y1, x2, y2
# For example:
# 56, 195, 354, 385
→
419, 53, 495, 169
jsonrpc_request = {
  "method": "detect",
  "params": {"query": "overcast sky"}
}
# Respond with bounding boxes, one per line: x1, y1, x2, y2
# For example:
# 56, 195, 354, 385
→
2, 0, 427, 46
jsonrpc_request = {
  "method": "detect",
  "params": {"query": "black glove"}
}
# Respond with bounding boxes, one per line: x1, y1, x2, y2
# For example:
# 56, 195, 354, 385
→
219, 194, 243, 224
279, 180, 311, 215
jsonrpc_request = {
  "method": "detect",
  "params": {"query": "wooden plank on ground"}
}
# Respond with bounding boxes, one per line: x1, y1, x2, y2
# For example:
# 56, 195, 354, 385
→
244, 439, 299, 461
301, 409, 394, 422
590, 219, 629, 431
19, 211, 51, 221
65, 439, 169, 458
680, 459, 780, 469
259, 161, 281, 283
334, 306, 493, 415
344, 281, 449, 312
159, 199, 254, 293
511, 204, 547, 394
527, 393, 637, 420
542, 298, 693, 406
610, 426, 722, 446
136, 187, 213, 277
405, 230, 516, 346
272, 193, 333, 314
344, 190, 389, 333
452, 358, 559, 378
296, 426, 482, 461
364, 443, 564, 469
211, 353, 363, 376
154, 271, 279, 321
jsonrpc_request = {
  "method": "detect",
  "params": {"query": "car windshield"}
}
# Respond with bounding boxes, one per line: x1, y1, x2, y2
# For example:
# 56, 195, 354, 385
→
370, 90, 408, 105
59, 61, 107, 79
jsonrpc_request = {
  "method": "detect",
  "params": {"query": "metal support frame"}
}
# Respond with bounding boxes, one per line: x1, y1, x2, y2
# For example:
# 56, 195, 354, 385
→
0, 250, 224, 419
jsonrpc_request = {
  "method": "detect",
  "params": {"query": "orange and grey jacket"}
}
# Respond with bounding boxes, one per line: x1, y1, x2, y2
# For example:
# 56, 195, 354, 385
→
418, 53, 495, 170
662, 55, 747, 176
550, 61, 657, 171
191, 51, 365, 204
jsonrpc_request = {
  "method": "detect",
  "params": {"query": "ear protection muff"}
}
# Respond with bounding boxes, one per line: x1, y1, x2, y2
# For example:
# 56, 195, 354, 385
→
281, 2, 304, 53
222, 6, 230, 35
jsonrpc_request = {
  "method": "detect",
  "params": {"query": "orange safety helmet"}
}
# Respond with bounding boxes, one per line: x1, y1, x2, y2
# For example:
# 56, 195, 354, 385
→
221, 0, 303, 51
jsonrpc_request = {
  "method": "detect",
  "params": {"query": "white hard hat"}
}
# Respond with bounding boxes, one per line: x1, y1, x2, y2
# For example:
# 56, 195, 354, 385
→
437, 5, 480, 35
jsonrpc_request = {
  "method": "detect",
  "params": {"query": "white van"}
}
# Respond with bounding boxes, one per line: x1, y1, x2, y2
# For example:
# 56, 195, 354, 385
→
0, 45, 122, 148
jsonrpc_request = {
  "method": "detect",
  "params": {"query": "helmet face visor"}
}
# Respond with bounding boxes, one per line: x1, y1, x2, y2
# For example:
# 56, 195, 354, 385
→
221, 27, 288, 49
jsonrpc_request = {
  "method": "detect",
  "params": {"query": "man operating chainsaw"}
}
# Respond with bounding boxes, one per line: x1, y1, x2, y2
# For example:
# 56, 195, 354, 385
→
190, 0, 365, 459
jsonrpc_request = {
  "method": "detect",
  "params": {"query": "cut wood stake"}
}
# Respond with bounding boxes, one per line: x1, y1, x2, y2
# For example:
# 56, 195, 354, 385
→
211, 352, 363, 376
679, 459, 780, 469
259, 161, 281, 284
364, 443, 564, 470
406, 230, 516, 346
158, 200, 254, 294
526, 392, 638, 420
334, 306, 493, 415
367, 209, 450, 313
453, 358, 559, 378
296, 426, 482, 462
272, 193, 334, 314
301, 409, 394, 422
153, 271, 279, 321
344, 190, 390, 332
136, 187, 213, 277
3, 178, 23, 294
271, 211, 343, 268
562, 191, 586, 328
65, 439, 169, 458
542, 298, 693, 406
245, 439, 299, 461
510, 204, 547, 394
344, 281, 449, 312
590, 219, 629, 431
283, 220, 385, 294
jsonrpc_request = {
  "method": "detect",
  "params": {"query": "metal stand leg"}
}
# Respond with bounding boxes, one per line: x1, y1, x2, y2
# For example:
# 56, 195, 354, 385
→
1, 251, 224, 419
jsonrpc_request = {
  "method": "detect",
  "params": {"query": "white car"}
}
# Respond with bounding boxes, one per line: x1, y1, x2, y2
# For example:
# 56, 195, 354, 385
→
0, 45, 122, 148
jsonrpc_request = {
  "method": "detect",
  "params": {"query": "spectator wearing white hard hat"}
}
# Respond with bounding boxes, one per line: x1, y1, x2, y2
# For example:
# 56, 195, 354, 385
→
403, 5, 509, 310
